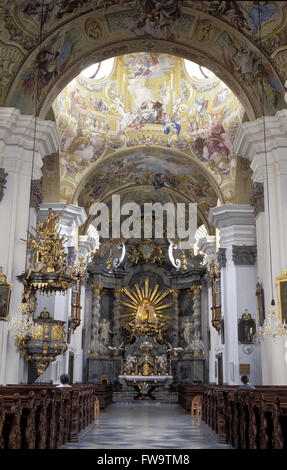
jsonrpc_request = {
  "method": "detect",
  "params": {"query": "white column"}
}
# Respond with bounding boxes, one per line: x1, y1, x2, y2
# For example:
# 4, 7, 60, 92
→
198, 236, 218, 383
234, 110, 287, 384
0, 108, 59, 385
234, 110, 287, 306
209, 205, 261, 385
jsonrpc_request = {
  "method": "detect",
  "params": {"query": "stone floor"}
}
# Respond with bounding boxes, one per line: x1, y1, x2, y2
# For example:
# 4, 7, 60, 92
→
62, 402, 231, 449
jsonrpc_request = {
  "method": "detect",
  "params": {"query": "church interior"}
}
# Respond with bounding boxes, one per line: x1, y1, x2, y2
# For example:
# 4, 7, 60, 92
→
1, 0, 287, 451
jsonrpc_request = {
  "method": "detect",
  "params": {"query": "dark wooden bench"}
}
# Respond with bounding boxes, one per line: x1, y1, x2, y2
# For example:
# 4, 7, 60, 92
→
202, 385, 287, 449
0, 383, 99, 448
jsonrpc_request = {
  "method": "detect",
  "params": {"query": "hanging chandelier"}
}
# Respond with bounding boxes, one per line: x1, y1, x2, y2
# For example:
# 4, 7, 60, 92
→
8, 290, 37, 339
256, 304, 287, 341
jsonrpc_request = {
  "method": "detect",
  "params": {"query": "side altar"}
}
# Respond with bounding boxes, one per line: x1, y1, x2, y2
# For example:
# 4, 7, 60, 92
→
84, 238, 207, 392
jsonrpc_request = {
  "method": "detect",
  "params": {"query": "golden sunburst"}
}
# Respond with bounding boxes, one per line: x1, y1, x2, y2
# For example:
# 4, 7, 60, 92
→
119, 278, 173, 338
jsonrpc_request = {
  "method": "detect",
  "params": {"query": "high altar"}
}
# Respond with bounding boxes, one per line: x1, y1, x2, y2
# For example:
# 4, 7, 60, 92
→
83, 237, 206, 393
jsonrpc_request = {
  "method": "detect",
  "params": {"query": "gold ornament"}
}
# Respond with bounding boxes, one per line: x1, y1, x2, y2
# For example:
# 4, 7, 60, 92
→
120, 278, 172, 340
19, 209, 75, 294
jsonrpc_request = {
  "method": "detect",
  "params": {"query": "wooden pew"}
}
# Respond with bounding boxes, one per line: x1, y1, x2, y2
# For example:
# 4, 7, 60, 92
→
202, 385, 287, 449
91, 384, 113, 410
0, 384, 98, 448
1, 393, 22, 449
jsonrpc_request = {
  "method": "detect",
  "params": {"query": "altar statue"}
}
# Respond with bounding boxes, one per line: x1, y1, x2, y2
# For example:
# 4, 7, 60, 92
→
183, 318, 193, 350
135, 298, 157, 324
156, 354, 167, 374
125, 354, 137, 375
100, 319, 112, 350
120, 278, 172, 340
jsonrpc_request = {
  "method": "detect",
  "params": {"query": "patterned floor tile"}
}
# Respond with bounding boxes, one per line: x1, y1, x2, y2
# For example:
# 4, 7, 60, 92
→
61, 403, 231, 450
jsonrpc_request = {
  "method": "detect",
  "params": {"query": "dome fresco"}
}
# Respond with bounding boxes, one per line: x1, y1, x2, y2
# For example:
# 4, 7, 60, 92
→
2, 1, 285, 227
53, 52, 244, 208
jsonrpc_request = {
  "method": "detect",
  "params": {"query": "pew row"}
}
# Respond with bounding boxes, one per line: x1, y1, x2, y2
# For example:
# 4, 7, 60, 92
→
202, 385, 287, 449
0, 383, 109, 449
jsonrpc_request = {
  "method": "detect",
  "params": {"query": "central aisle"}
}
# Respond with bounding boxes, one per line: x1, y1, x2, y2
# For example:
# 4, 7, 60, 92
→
62, 402, 231, 449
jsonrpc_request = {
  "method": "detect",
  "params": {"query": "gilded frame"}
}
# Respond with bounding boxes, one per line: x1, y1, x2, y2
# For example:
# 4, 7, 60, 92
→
276, 270, 287, 323
0, 271, 12, 321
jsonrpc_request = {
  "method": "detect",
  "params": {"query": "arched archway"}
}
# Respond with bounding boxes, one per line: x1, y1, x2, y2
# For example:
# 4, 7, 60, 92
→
4, 3, 286, 120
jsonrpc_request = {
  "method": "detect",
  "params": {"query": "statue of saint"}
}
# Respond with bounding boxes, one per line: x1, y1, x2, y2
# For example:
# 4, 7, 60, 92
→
38, 208, 60, 237
183, 318, 193, 350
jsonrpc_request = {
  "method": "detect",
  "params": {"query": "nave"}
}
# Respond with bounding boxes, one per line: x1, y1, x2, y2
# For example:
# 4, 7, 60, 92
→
2, 1, 287, 455
62, 402, 230, 450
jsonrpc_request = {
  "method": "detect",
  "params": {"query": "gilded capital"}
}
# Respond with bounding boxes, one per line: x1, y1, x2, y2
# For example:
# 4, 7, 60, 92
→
114, 288, 122, 298
191, 285, 202, 295
91, 284, 103, 294
170, 289, 179, 299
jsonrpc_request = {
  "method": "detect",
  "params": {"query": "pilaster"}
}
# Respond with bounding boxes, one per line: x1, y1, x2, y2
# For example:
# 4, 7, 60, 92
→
209, 204, 260, 385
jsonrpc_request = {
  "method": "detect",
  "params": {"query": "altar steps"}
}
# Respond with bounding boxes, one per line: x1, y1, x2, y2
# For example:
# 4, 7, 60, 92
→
113, 391, 178, 403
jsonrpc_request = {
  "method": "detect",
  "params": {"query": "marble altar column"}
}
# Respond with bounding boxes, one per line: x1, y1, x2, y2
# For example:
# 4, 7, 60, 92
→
71, 235, 95, 382
191, 285, 202, 336
234, 110, 287, 384
171, 289, 179, 346
0, 108, 59, 385
113, 288, 122, 348
209, 205, 261, 385
90, 285, 103, 354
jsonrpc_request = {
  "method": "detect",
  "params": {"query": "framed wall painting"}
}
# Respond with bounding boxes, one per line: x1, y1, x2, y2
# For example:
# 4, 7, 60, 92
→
0, 271, 12, 321
238, 311, 256, 344
276, 270, 287, 323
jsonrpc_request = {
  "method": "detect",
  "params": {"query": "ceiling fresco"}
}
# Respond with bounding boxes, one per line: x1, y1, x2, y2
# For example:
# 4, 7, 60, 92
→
77, 148, 219, 233
1, 1, 287, 235
53, 52, 242, 205
1, 1, 286, 121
